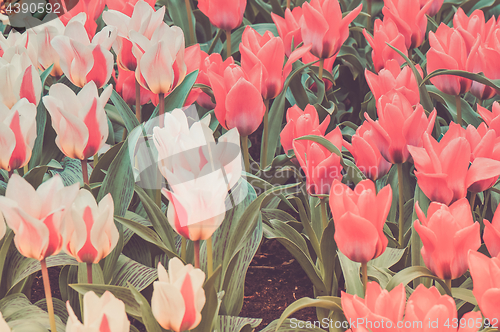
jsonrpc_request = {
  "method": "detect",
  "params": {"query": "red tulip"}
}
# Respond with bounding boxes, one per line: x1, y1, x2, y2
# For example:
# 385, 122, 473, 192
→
414, 198, 480, 280
382, 0, 432, 49
363, 18, 408, 72
343, 121, 392, 181
301, 0, 362, 59
198, 0, 246, 31
404, 284, 482, 332
408, 126, 500, 205
427, 23, 478, 96
453, 8, 496, 54
483, 206, 500, 257
329, 179, 391, 263
280, 104, 330, 154
365, 59, 421, 106
115, 66, 158, 106
478, 101, 500, 135
240, 26, 311, 100
468, 251, 500, 324
271, 7, 303, 57
341, 282, 406, 332
208, 64, 265, 136
419, 0, 444, 17
106, 0, 156, 17
364, 92, 436, 164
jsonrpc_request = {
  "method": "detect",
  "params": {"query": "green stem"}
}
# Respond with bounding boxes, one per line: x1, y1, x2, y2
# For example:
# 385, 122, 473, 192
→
206, 237, 213, 278
184, 0, 195, 45
367, 0, 372, 31
478, 99, 483, 107
181, 237, 187, 261
159, 92, 165, 128
470, 192, 477, 219
81, 159, 89, 185
397, 163, 405, 248
242, 136, 250, 173
482, 190, 491, 220
318, 58, 324, 81
361, 262, 368, 297
208, 29, 223, 54
456, 95, 462, 127
135, 79, 141, 123
41, 259, 58, 332
320, 197, 328, 231
226, 30, 232, 60
194, 240, 200, 269
86, 262, 93, 284
445, 278, 451, 292
93, 154, 98, 169
261, 99, 270, 169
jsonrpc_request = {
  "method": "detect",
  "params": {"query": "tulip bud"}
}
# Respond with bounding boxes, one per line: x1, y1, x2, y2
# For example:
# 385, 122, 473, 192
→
152, 258, 205, 332
198, 0, 246, 31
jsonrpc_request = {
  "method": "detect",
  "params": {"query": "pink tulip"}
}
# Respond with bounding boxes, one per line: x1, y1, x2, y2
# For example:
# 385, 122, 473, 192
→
55, 0, 106, 39
382, 0, 432, 49
42, 82, 113, 160
51, 13, 117, 88
365, 92, 436, 164
341, 282, 406, 332
363, 18, 408, 72
63, 190, 118, 264
329, 180, 391, 263
293, 127, 343, 195
130, 23, 187, 95
0, 52, 42, 108
240, 26, 311, 100
152, 258, 205, 332
280, 104, 330, 154
467, 44, 500, 101
0, 174, 79, 260
301, 0, 362, 59
0, 98, 36, 172
419, 0, 444, 17
365, 59, 421, 106
271, 7, 303, 57
115, 66, 158, 106
208, 63, 265, 137
468, 251, 500, 324
66, 291, 130, 332
343, 121, 392, 181
0, 29, 38, 67
414, 198, 480, 280
193, 53, 234, 109
483, 206, 500, 257
453, 8, 496, 54
198, 0, 246, 31
478, 101, 500, 135
183, 44, 210, 107
106, 0, 156, 17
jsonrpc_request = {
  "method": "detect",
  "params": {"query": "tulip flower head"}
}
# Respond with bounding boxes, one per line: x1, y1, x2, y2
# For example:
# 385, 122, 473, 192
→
115, 66, 158, 106
271, 7, 303, 57
42, 82, 113, 160
478, 101, 500, 135
453, 8, 496, 53
0, 29, 38, 68
63, 190, 118, 264
329, 179, 391, 263
0, 174, 79, 261
414, 198, 481, 280
419, 0, 444, 17
152, 258, 206, 332
198, 0, 246, 31
483, 206, 500, 258
106, 0, 156, 17
66, 291, 130, 332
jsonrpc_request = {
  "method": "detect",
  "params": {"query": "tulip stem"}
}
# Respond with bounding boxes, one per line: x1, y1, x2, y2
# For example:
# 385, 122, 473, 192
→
159, 93, 165, 128
366, 0, 372, 31
287, 0, 290, 9
181, 237, 187, 261
206, 237, 213, 278
261, 99, 270, 169
194, 240, 200, 268
482, 190, 490, 220
397, 163, 404, 248
318, 58, 324, 81
41, 259, 57, 332
81, 159, 89, 185
455, 95, 462, 127
445, 278, 451, 292
86, 262, 93, 284
184, 0, 195, 45
8, 170, 13, 178
135, 79, 141, 123
23, 164, 28, 176
470, 192, 477, 220
320, 197, 328, 231
208, 29, 224, 54
225, 30, 232, 60
361, 262, 368, 297
242, 136, 250, 173
93, 154, 98, 168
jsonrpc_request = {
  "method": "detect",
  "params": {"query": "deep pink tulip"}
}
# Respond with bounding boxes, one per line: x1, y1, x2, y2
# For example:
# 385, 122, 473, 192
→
343, 121, 392, 181
363, 18, 408, 72
427, 23, 477, 96
198, 0, 246, 31
208, 64, 265, 136
419, 0, 444, 17
293, 127, 343, 195
115, 66, 157, 106
365, 92, 436, 164
271, 7, 303, 57
467, 44, 500, 101
382, 0, 432, 49
468, 251, 500, 324
414, 198, 481, 280
484, 207, 500, 257
329, 179, 391, 263
280, 104, 330, 154
365, 59, 421, 106
478, 101, 500, 135
54, 0, 106, 39
0, 174, 79, 261
453, 8, 496, 53
106, 0, 156, 17
194, 53, 234, 109
240, 26, 311, 100
301, 0, 362, 59
341, 282, 406, 332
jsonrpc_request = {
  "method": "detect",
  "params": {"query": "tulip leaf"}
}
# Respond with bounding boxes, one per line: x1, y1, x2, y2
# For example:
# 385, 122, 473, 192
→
422, 69, 500, 92
369, 247, 405, 269
29, 103, 48, 170
150, 70, 199, 120
385, 266, 451, 296
34, 298, 68, 325
47, 157, 89, 187
411, 184, 430, 288
217, 316, 262, 332
102, 223, 125, 285
69, 284, 141, 317
89, 142, 123, 185
108, 88, 140, 133
367, 266, 394, 289
192, 265, 223, 332
451, 287, 478, 306
127, 282, 163, 332
77, 262, 104, 285
0, 231, 14, 297
320, 220, 337, 295
23, 165, 48, 189
338, 251, 364, 297
289, 197, 322, 263
274, 297, 343, 332
166, 0, 197, 45
111, 255, 158, 292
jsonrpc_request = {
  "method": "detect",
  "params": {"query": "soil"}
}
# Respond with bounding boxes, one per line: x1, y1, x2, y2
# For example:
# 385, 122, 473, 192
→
30, 240, 316, 331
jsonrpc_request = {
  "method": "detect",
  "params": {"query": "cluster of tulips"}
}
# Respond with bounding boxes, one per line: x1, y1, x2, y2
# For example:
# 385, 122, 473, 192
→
2, 0, 500, 331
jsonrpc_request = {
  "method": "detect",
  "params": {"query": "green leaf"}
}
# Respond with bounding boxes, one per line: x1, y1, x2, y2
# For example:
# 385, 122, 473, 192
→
108, 87, 140, 133
451, 288, 478, 306
112, 254, 157, 292
320, 220, 337, 295
386, 266, 451, 295
115, 215, 172, 255
216, 316, 262, 332
29, 103, 48, 169
411, 184, 430, 288
422, 69, 500, 91
128, 282, 163, 332
34, 298, 68, 325
338, 251, 363, 297
166, 0, 197, 45
78, 262, 104, 285
48, 157, 88, 186
23, 165, 48, 189
369, 248, 405, 269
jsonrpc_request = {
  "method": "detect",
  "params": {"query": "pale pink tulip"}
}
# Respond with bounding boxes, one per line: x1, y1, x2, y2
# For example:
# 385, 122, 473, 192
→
42, 82, 112, 160
0, 174, 79, 260
152, 258, 205, 332
0, 29, 38, 67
